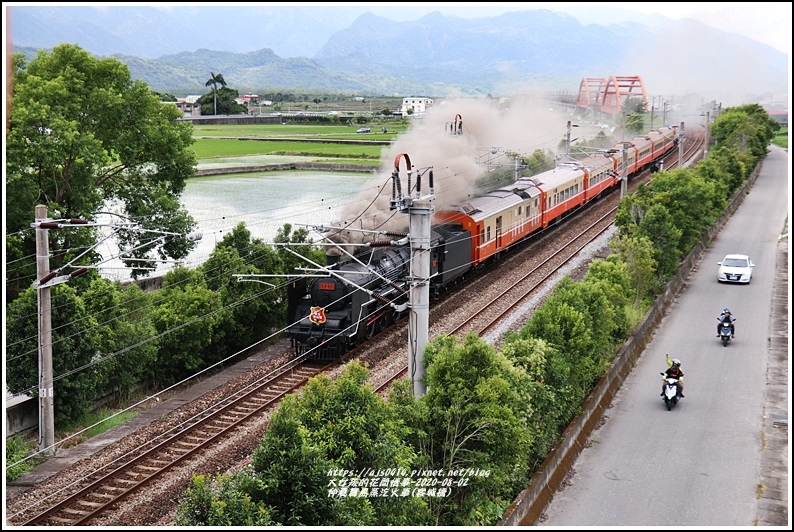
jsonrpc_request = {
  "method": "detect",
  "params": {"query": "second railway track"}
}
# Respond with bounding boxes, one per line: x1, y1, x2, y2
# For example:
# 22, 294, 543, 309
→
6, 129, 706, 526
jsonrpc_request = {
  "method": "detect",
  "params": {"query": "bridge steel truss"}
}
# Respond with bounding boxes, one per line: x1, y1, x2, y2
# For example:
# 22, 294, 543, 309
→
576, 75, 647, 116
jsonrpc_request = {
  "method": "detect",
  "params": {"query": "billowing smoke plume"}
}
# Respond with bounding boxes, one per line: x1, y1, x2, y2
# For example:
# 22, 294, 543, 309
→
324, 95, 567, 254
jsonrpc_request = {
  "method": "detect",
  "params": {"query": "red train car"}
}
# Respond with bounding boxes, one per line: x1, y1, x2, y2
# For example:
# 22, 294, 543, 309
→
433, 125, 677, 268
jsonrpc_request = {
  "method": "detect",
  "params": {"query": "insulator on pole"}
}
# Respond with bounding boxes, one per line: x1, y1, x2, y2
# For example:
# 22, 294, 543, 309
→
39, 271, 57, 284
39, 222, 60, 229
70, 267, 89, 278
392, 168, 401, 197
68, 219, 89, 224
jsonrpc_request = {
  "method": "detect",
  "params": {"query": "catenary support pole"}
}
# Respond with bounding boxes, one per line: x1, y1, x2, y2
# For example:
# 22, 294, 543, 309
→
35, 204, 55, 455
408, 198, 433, 397
679, 121, 685, 167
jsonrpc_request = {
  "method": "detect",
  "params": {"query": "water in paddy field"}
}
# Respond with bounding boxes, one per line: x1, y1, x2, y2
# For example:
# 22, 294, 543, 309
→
97, 170, 381, 282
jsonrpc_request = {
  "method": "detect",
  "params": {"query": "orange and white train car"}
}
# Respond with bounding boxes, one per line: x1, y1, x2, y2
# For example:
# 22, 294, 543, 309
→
610, 126, 677, 175
433, 178, 545, 266
433, 125, 677, 268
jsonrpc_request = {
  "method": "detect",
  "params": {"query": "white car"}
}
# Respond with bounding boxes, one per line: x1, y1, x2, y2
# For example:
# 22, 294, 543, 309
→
717, 254, 755, 284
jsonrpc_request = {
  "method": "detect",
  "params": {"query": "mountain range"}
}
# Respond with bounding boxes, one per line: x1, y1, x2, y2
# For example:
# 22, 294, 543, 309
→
7, 5, 788, 104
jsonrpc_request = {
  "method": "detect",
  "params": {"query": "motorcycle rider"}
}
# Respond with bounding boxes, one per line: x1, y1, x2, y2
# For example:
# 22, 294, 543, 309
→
660, 354, 684, 398
717, 307, 736, 338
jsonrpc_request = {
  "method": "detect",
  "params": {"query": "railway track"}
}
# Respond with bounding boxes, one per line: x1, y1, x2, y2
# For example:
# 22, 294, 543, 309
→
8, 128, 706, 526
18, 359, 335, 526
374, 126, 705, 389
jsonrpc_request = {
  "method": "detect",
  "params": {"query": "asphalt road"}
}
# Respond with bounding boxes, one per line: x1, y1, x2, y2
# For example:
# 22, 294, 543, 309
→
539, 146, 790, 526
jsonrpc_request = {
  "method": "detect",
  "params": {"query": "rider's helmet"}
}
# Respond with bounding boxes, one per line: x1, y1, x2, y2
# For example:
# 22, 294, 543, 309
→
672, 359, 681, 368
723, 307, 731, 314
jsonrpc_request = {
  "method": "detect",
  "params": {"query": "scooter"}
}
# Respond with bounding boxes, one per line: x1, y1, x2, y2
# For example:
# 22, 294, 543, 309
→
661, 374, 681, 411
718, 318, 735, 347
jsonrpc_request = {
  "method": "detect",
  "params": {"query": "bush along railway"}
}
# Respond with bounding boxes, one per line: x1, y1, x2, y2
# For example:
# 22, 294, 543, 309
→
286, 123, 678, 359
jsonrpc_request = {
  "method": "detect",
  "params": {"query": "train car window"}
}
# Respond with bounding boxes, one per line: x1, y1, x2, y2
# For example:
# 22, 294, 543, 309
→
486, 226, 491, 241
517, 205, 522, 215
480, 229, 485, 244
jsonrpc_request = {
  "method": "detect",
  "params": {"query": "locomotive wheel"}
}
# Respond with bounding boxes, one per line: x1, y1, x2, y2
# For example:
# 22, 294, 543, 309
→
366, 317, 386, 339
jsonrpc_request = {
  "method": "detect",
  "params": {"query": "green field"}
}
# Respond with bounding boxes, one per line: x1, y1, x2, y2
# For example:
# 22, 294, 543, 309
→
191, 138, 385, 159
771, 126, 787, 149
190, 123, 405, 161
192, 122, 409, 138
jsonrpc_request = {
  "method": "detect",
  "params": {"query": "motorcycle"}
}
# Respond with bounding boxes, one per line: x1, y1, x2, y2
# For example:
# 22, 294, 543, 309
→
718, 317, 735, 347
661, 374, 681, 410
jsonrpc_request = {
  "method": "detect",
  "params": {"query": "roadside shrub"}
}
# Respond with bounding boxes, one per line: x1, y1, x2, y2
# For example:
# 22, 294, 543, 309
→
5, 435, 34, 482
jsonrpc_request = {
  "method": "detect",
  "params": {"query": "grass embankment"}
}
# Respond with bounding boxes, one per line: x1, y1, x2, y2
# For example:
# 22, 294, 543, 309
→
771, 126, 787, 149
5, 408, 140, 482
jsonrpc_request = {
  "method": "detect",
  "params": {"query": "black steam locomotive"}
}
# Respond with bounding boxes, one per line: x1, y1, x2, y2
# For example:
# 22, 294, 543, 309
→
285, 223, 471, 359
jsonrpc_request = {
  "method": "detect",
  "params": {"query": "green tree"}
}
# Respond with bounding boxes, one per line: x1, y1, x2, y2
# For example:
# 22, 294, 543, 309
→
522, 149, 556, 176
198, 86, 246, 116
82, 279, 158, 402
176, 362, 431, 526
608, 235, 659, 304
520, 281, 595, 402
175, 472, 276, 526
273, 223, 326, 276
711, 104, 779, 162
5, 44, 198, 286
497, 336, 567, 467
416, 334, 533, 525
205, 71, 227, 115
150, 267, 226, 385
645, 169, 720, 258
625, 112, 646, 135
199, 226, 284, 355
5, 285, 101, 426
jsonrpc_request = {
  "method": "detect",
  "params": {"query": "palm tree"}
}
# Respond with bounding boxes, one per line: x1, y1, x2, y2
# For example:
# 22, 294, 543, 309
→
205, 72, 227, 115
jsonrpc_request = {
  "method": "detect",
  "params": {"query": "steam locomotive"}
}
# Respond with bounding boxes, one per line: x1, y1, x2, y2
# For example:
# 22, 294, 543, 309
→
285, 125, 678, 359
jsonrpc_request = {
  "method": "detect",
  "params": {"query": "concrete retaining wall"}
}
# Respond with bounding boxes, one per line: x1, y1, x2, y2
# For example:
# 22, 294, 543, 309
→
195, 162, 377, 176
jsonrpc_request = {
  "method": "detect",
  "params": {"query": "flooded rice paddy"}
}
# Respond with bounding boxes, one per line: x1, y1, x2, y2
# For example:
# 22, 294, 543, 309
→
100, 167, 381, 281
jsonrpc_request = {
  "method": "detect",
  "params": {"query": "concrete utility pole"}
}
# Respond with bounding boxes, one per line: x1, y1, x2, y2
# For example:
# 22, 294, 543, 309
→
704, 111, 710, 160
29, 208, 203, 455
678, 121, 685, 168
34, 204, 55, 455
390, 153, 435, 397
565, 121, 578, 157
620, 144, 629, 199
